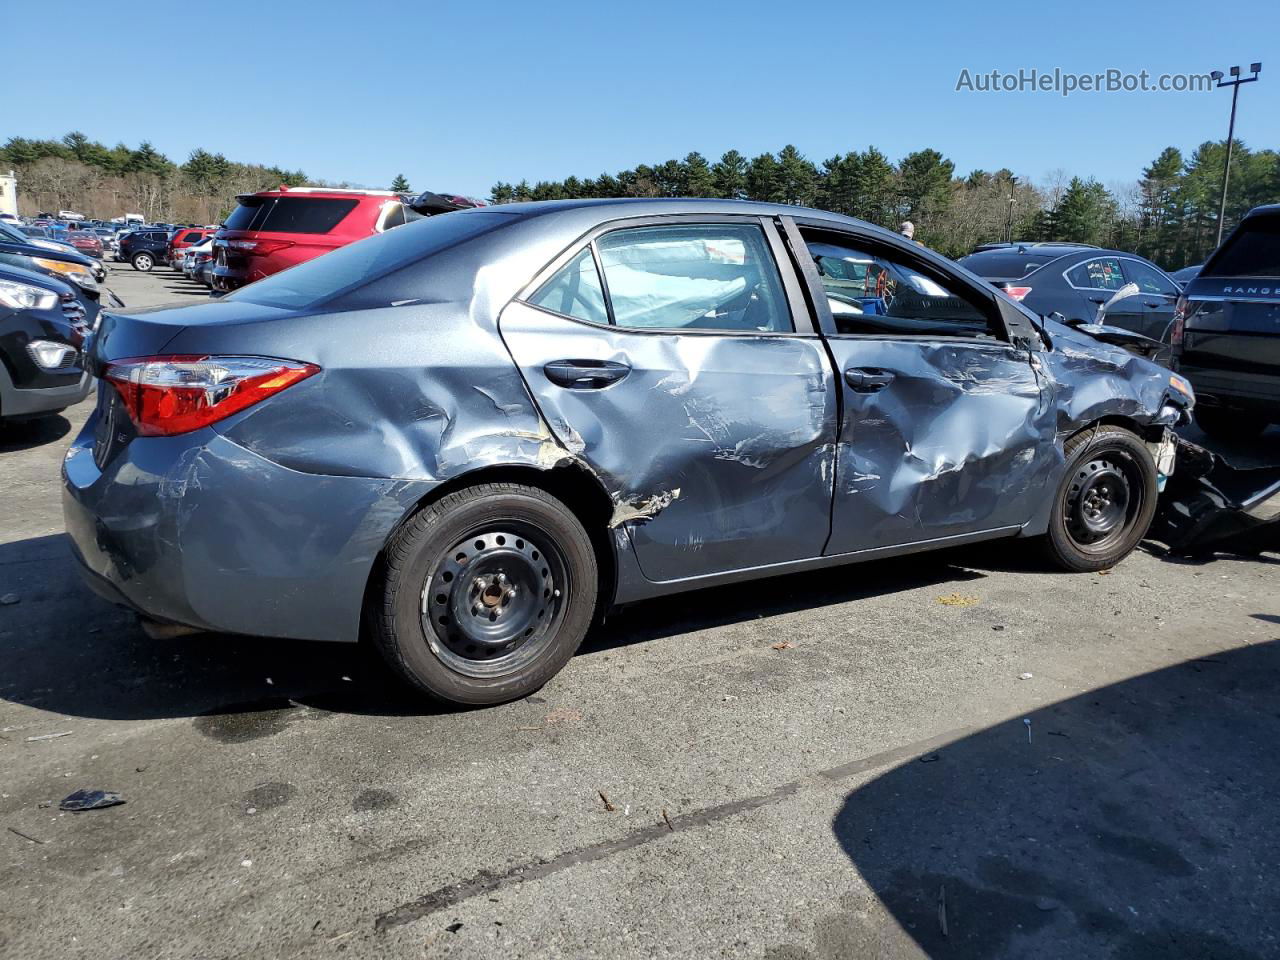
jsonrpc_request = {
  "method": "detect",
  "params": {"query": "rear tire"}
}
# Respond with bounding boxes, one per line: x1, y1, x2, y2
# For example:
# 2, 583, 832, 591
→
1195, 407, 1268, 442
1040, 425, 1158, 572
131, 252, 153, 272
372, 483, 598, 706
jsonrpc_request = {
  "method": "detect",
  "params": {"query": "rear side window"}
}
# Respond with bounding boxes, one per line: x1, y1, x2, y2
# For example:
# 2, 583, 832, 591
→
222, 197, 359, 234
180, 231, 203, 243
595, 224, 792, 332
1204, 216, 1280, 277
528, 249, 608, 325
1067, 256, 1126, 291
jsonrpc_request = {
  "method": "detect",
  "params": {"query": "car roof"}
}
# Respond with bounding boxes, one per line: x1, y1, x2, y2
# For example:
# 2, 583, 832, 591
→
483, 196, 913, 245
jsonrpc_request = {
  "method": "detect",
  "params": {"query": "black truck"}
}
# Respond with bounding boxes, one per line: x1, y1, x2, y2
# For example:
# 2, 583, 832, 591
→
1175, 204, 1280, 440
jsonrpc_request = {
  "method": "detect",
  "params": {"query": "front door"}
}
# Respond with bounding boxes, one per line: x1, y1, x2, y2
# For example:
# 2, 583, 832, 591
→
787, 221, 1053, 554
499, 218, 838, 582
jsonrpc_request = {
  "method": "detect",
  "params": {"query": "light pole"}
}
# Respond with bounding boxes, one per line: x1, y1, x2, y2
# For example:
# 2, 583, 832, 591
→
1210, 63, 1261, 248
1005, 176, 1017, 243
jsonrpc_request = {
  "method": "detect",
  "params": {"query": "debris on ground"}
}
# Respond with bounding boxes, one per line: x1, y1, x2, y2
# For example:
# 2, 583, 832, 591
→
597, 790, 615, 812
445, 922, 463, 934
919, 754, 941, 763
662, 808, 674, 832
24, 731, 73, 742
1024, 718, 1032, 744
59, 789, 125, 812
6, 825, 48, 844
770, 641, 794, 650
0, 594, 19, 605
938, 884, 948, 937
1152, 438, 1280, 556
937, 593, 979, 607
1018, 672, 1034, 680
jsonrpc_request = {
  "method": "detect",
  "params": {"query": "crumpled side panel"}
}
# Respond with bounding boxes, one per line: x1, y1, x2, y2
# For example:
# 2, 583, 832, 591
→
823, 339, 1054, 551
188, 302, 571, 482
498, 301, 838, 581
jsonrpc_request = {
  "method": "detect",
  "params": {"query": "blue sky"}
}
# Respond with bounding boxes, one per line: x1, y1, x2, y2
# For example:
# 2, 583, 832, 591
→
7, 0, 1279, 197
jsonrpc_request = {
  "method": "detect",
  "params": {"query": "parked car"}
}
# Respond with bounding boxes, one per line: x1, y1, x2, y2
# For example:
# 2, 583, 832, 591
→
210, 187, 423, 293
181, 237, 215, 281
63, 199, 1195, 705
959, 244, 1181, 359
167, 227, 212, 268
1174, 204, 1280, 439
1170, 264, 1202, 289
119, 228, 171, 272
0, 261, 94, 422
0, 220, 107, 327
67, 230, 105, 261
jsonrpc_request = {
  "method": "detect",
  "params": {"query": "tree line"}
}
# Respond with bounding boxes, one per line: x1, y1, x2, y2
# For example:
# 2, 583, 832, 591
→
1, 132, 311, 224
490, 141, 1279, 269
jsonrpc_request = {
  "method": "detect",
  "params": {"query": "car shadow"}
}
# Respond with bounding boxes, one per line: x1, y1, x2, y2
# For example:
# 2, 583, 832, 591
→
0, 414, 71, 452
0, 532, 984, 723
814, 640, 1280, 960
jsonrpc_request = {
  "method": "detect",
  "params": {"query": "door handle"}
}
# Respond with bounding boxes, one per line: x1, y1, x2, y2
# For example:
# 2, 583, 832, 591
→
543, 359, 630, 389
1144, 300, 1162, 308
844, 368, 896, 392
1088, 296, 1107, 304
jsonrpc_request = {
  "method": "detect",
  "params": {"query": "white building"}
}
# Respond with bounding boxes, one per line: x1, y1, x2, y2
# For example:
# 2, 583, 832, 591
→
0, 170, 17, 218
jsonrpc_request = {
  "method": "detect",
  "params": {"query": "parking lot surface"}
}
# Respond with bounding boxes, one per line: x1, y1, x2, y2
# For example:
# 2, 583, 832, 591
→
2, 263, 1279, 959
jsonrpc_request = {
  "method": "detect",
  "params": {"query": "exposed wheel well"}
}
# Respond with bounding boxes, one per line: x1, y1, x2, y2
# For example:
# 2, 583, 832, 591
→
361, 463, 618, 636
1069, 415, 1165, 445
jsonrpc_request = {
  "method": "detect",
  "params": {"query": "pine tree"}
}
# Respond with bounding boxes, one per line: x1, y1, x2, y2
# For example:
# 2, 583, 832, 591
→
390, 173, 411, 193
711, 150, 747, 200
680, 152, 715, 197
775, 145, 817, 206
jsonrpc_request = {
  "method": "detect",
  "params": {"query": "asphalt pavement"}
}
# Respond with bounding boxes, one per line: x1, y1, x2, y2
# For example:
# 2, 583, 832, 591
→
1, 262, 1278, 959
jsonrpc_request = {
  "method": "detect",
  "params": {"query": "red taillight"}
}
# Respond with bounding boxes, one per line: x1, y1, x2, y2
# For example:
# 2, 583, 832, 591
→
1171, 296, 1189, 347
228, 239, 296, 257
104, 355, 319, 437
1003, 285, 1033, 302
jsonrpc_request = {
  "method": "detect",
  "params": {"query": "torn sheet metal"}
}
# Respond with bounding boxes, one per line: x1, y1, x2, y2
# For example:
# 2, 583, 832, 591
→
498, 300, 837, 581
1152, 438, 1280, 556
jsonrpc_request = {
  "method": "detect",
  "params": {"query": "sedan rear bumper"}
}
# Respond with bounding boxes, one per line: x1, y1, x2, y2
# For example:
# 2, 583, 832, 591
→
61, 417, 434, 642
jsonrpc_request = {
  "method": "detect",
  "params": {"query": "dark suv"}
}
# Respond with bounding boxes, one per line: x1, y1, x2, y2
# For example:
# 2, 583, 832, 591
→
1174, 204, 1280, 439
119, 229, 171, 272
959, 244, 1181, 359
0, 262, 93, 421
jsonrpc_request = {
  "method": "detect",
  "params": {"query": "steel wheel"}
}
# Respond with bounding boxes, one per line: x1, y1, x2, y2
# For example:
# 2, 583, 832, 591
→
422, 524, 570, 679
1063, 454, 1140, 551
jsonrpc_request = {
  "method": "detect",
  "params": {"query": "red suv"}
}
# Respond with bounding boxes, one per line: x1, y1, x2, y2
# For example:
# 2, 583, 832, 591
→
210, 188, 421, 293
167, 228, 212, 268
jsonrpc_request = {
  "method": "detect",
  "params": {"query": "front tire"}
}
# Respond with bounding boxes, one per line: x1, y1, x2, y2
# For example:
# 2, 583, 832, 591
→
132, 252, 154, 272
1040, 425, 1158, 572
372, 482, 598, 706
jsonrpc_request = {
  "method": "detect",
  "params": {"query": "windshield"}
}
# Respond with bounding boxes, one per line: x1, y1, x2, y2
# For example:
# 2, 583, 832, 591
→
226, 210, 516, 310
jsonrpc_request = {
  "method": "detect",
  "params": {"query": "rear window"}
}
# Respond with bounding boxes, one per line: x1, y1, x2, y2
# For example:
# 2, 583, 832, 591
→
222, 196, 359, 235
1203, 215, 1280, 278
227, 210, 515, 310
957, 251, 1054, 280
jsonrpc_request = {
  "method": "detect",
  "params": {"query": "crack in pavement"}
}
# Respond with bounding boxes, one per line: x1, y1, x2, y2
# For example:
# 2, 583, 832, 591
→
373, 722, 976, 933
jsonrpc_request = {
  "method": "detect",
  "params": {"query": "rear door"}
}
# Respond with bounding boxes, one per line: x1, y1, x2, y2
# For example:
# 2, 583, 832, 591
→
1064, 255, 1145, 333
784, 217, 1052, 554
499, 216, 838, 582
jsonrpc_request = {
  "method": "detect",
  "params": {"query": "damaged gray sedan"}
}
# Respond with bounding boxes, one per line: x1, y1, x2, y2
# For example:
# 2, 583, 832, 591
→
63, 199, 1194, 704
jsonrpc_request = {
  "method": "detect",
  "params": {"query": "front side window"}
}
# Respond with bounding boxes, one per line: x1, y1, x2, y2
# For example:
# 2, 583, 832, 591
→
806, 236, 996, 339
528, 248, 608, 325
1122, 259, 1177, 296
1067, 256, 1126, 291
595, 224, 792, 333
